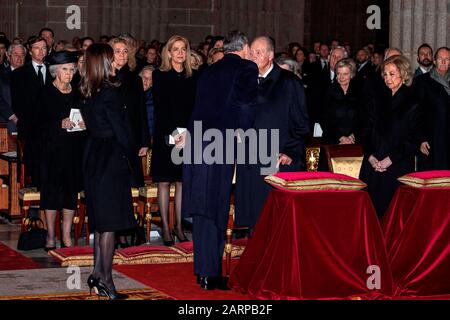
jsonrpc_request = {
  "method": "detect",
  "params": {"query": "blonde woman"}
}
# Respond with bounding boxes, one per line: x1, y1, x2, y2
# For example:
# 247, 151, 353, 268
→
359, 55, 419, 218
151, 35, 197, 245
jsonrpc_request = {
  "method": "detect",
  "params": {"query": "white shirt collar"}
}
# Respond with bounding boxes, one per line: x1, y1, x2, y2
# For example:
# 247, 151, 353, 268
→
420, 66, 431, 74
32, 60, 45, 69
358, 60, 369, 71
259, 63, 274, 79
330, 69, 335, 81
32, 60, 46, 82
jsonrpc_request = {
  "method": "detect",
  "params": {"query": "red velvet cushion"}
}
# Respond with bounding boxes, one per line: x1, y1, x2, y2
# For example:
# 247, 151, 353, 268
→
398, 170, 450, 188
265, 171, 366, 191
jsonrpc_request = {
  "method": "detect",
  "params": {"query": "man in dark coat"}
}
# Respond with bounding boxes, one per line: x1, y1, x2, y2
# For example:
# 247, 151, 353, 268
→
414, 47, 450, 170
182, 30, 258, 290
11, 36, 51, 185
235, 36, 310, 229
0, 44, 26, 133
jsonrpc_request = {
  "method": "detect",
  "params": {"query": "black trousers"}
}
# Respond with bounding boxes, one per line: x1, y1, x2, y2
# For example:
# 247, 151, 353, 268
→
193, 215, 225, 277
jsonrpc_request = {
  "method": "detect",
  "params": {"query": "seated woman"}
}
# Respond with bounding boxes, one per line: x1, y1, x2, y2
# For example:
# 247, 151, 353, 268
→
359, 55, 419, 218
37, 51, 86, 250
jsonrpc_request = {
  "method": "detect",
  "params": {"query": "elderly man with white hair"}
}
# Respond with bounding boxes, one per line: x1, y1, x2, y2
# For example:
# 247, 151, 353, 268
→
0, 43, 26, 132
235, 36, 310, 230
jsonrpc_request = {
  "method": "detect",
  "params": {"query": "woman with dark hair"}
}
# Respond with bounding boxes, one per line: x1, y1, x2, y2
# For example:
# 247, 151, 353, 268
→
151, 35, 197, 245
80, 43, 135, 299
359, 55, 420, 218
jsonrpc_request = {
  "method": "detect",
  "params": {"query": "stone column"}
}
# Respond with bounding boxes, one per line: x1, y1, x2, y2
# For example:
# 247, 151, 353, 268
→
390, 0, 450, 67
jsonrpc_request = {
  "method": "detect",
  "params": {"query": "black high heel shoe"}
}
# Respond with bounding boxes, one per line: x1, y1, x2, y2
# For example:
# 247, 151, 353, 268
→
87, 275, 107, 297
172, 230, 189, 242
96, 280, 128, 300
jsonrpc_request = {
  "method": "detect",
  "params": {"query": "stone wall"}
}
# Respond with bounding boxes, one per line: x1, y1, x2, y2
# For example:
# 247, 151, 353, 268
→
0, 0, 306, 51
390, 0, 450, 68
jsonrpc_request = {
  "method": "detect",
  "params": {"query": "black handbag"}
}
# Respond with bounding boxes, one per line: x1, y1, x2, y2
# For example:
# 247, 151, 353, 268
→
17, 217, 48, 251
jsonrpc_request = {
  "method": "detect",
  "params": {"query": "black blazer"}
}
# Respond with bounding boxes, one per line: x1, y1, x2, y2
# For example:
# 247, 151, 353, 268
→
0, 67, 13, 122
10, 62, 51, 138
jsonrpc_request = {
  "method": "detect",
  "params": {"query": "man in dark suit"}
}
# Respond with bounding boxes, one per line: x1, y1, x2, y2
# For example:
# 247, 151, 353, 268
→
11, 36, 50, 185
309, 46, 347, 130
0, 44, 26, 133
182, 30, 258, 290
235, 36, 310, 229
415, 47, 450, 170
354, 48, 375, 92
414, 43, 433, 78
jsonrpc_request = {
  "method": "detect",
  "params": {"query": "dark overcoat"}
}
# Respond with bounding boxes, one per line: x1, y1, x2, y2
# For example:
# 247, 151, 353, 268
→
81, 86, 136, 233
413, 72, 450, 170
182, 54, 258, 231
116, 65, 149, 187
359, 85, 420, 218
10, 62, 51, 184
234, 64, 310, 227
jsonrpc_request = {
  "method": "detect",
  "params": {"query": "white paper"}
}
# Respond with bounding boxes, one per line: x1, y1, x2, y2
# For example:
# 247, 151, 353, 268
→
313, 123, 323, 138
67, 108, 85, 132
1, 151, 17, 158
169, 127, 187, 145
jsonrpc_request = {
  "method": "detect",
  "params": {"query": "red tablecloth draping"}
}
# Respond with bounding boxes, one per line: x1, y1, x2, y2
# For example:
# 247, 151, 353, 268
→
382, 186, 450, 297
229, 189, 393, 300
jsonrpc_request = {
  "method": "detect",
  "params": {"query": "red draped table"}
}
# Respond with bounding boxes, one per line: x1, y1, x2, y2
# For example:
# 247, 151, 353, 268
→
383, 185, 450, 297
229, 189, 393, 300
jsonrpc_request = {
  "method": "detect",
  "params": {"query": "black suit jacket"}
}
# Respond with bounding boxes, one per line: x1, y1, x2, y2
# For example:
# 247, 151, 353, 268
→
0, 67, 13, 122
11, 62, 51, 138
182, 53, 258, 230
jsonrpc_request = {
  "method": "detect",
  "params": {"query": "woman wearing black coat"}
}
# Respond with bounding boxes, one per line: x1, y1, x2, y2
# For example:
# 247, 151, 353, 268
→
321, 58, 360, 145
37, 51, 85, 251
359, 55, 420, 218
110, 37, 149, 247
80, 43, 135, 299
151, 35, 197, 246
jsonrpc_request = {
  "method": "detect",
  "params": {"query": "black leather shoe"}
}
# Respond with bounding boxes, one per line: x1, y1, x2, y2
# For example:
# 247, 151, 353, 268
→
44, 246, 56, 252
96, 281, 128, 300
172, 230, 189, 242
200, 276, 230, 291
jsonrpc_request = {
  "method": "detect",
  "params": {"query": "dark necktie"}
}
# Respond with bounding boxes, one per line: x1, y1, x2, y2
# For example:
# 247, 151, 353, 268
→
37, 65, 44, 86
258, 76, 265, 84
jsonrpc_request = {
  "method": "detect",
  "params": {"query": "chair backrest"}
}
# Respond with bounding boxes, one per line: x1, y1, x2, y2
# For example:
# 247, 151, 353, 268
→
323, 144, 364, 179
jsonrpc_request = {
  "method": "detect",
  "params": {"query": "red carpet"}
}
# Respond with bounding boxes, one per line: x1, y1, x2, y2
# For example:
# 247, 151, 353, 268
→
0, 243, 42, 271
114, 260, 250, 300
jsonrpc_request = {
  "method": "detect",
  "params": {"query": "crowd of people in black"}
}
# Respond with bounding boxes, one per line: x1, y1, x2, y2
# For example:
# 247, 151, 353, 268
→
0, 27, 449, 296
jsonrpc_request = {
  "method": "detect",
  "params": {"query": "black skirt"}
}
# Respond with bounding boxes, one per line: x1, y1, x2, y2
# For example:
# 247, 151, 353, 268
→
83, 136, 136, 232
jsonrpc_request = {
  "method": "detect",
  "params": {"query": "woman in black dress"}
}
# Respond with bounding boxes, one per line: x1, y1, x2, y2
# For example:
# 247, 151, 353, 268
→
37, 51, 85, 251
359, 55, 420, 218
80, 43, 135, 299
151, 35, 197, 245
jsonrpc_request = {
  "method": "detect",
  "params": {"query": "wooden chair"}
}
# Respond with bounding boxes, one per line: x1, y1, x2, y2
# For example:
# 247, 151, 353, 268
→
323, 144, 364, 179
138, 183, 176, 243
75, 188, 140, 246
